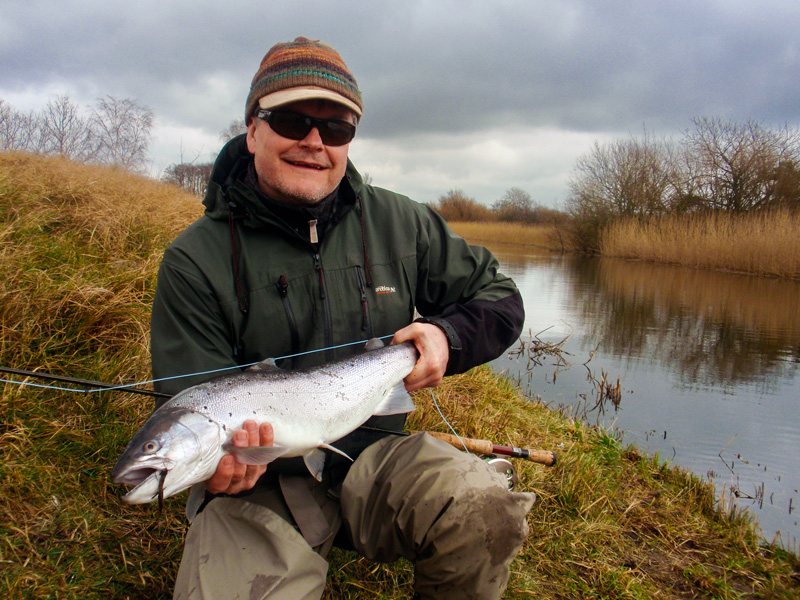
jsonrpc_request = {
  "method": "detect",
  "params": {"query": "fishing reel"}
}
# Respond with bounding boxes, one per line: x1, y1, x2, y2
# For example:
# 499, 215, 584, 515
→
484, 456, 518, 490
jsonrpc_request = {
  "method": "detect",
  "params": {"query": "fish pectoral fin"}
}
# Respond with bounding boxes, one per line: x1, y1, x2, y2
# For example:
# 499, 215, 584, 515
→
373, 383, 416, 416
186, 483, 206, 523
320, 443, 353, 462
303, 449, 327, 481
226, 445, 291, 465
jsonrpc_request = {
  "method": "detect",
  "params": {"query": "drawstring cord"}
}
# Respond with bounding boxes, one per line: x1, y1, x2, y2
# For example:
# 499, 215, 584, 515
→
358, 196, 373, 287
228, 209, 249, 314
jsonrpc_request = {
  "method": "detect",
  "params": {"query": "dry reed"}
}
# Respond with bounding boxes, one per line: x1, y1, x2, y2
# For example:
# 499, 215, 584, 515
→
448, 221, 564, 251
601, 210, 800, 279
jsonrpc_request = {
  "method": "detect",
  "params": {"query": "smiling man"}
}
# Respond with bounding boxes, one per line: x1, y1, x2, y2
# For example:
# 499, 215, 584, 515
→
150, 37, 533, 600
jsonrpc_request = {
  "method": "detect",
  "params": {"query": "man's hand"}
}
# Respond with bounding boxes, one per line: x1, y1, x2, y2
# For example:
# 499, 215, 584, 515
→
392, 322, 450, 392
206, 420, 273, 495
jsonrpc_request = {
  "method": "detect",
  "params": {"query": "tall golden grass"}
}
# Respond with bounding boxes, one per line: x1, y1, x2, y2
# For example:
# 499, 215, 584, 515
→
448, 221, 565, 251
601, 209, 800, 279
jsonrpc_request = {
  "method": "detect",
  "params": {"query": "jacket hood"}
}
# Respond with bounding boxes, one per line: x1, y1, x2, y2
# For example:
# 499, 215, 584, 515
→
202, 133, 365, 222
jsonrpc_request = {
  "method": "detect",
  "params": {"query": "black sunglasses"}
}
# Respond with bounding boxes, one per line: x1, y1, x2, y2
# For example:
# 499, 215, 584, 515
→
256, 109, 357, 147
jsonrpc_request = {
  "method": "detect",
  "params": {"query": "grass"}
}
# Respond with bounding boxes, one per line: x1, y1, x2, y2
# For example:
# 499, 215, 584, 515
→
2, 152, 799, 598
448, 221, 566, 252
601, 210, 800, 279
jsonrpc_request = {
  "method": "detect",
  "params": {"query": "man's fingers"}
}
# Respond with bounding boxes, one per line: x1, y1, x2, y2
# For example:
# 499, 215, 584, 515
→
259, 422, 274, 446
206, 454, 235, 494
206, 422, 272, 494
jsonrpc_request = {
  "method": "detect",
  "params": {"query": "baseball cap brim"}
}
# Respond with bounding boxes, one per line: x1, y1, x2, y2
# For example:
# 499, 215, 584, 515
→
258, 86, 362, 117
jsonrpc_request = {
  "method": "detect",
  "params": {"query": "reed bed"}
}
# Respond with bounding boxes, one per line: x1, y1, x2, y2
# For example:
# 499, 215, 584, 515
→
2, 153, 799, 599
448, 221, 564, 251
601, 209, 800, 279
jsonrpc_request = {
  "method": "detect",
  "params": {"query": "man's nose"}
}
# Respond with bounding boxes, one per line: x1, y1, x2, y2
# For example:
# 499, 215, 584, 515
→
298, 125, 324, 148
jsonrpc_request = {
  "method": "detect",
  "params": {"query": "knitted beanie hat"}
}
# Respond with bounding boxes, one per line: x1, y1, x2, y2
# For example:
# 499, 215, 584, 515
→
245, 37, 363, 121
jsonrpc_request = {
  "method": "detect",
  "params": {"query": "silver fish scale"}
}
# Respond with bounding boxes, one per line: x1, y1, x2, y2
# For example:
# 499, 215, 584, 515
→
165, 342, 418, 447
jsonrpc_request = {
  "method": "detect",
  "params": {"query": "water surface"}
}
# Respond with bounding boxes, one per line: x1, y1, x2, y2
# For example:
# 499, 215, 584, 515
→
483, 242, 800, 548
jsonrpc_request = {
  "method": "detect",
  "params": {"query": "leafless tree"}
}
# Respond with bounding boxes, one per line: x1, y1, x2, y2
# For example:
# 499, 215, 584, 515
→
220, 118, 248, 144
40, 95, 96, 161
493, 187, 535, 222
0, 100, 42, 152
91, 96, 154, 171
432, 189, 494, 222
567, 133, 672, 220
163, 162, 214, 196
564, 131, 674, 251
682, 117, 800, 212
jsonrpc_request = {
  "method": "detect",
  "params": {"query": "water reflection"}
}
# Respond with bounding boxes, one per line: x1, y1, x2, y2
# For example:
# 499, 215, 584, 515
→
481, 241, 800, 547
571, 257, 800, 391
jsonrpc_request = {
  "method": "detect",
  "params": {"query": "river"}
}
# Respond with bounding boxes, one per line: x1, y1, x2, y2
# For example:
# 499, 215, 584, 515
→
480, 242, 800, 549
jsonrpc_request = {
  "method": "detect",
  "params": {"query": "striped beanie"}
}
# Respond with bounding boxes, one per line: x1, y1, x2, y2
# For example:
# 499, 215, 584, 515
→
245, 37, 363, 121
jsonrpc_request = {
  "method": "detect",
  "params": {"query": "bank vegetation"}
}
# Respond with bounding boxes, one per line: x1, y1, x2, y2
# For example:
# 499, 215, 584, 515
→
434, 118, 800, 279
2, 152, 799, 598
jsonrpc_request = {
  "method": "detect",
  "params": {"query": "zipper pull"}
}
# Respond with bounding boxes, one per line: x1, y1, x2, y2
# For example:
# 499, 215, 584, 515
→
277, 275, 289, 298
356, 267, 368, 331
308, 219, 319, 244
313, 254, 326, 300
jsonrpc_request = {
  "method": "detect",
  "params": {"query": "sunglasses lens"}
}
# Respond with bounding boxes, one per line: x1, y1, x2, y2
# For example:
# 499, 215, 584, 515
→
318, 121, 356, 146
268, 112, 311, 140
264, 111, 355, 146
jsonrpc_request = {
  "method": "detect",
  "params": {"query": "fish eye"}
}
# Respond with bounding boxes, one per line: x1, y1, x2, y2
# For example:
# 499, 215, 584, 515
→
142, 441, 160, 454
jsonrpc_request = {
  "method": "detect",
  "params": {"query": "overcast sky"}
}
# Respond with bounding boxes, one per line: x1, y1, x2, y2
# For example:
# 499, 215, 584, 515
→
2, 0, 799, 208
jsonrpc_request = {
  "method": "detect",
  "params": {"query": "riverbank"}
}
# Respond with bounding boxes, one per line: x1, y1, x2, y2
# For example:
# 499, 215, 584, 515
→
449, 209, 800, 280
448, 221, 564, 251
1, 153, 799, 598
601, 209, 800, 280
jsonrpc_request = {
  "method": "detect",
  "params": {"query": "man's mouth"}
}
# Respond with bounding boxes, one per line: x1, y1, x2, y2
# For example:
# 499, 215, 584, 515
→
286, 159, 326, 170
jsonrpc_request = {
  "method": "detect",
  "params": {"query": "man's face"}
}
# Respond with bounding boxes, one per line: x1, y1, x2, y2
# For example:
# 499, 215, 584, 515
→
246, 99, 355, 206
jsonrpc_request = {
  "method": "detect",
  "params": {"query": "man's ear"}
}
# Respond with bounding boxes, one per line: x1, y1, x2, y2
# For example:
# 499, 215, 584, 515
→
246, 117, 258, 154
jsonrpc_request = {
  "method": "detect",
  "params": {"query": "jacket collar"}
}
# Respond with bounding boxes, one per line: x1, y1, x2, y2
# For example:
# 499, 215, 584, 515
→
202, 134, 362, 233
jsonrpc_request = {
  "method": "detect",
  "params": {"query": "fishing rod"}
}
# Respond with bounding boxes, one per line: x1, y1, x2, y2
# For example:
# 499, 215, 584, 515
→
0, 366, 170, 399
360, 426, 556, 467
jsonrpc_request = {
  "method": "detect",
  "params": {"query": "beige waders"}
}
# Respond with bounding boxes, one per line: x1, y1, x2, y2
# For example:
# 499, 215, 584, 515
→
173, 433, 536, 600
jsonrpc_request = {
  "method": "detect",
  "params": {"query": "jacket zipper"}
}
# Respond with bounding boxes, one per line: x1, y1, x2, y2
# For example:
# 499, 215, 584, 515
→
312, 252, 334, 360
356, 266, 373, 337
276, 275, 300, 361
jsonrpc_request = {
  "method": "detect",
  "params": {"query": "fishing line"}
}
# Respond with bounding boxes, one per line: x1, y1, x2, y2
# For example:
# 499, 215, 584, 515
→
429, 389, 469, 454
0, 335, 397, 395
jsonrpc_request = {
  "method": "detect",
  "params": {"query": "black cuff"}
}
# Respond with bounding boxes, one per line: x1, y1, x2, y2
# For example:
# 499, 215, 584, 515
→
414, 317, 463, 351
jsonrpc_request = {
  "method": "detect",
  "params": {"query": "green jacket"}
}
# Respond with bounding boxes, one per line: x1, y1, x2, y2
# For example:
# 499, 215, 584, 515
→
151, 136, 524, 459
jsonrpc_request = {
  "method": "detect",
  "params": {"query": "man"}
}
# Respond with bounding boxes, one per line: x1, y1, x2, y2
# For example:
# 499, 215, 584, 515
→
151, 37, 534, 600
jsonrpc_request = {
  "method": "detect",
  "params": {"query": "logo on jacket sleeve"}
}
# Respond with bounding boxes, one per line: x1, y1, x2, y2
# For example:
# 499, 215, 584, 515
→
374, 285, 396, 295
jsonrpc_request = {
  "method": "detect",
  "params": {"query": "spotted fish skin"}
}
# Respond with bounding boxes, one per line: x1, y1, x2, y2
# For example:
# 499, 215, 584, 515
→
111, 340, 418, 506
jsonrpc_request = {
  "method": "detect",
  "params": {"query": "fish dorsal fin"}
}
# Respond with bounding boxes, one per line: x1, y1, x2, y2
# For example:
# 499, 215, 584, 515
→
364, 338, 386, 351
373, 383, 416, 416
245, 358, 282, 373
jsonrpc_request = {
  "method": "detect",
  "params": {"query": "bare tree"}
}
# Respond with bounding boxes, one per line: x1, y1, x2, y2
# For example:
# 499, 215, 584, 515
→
163, 162, 214, 196
567, 133, 672, 220
492, 187, 535, 223
682, 117, 800, 212
0, 100, 42, 152
220, 119, 248, 144
432, 189, 494, 222
40, 95, 96, 161
91, 96, 154, 171
565, 132, 673, 251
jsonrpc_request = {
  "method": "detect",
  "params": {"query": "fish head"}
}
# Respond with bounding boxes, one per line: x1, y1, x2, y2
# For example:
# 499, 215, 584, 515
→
112, 406, 222, 504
